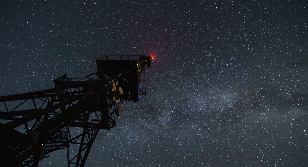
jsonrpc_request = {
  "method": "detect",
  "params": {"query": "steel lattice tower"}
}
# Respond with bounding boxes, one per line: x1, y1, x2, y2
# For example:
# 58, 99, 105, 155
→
0, 55, 153, 167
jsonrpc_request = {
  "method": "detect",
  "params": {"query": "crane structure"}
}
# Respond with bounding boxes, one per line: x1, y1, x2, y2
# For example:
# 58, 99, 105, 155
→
0, 55, 153, 167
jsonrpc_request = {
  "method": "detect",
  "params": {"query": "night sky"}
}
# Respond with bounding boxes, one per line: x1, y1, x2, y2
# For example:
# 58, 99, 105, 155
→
1, 0, 308, 166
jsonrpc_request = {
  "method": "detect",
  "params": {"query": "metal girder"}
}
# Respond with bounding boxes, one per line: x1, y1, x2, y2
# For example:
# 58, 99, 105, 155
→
0, 55, 152, 167
0, 83, 105, 167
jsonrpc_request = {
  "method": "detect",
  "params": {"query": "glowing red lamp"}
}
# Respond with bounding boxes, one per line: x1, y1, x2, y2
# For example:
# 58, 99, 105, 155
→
151, 55, 155, 60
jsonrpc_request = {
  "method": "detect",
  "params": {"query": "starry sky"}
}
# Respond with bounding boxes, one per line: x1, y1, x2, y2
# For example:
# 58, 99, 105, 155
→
1, 0, 308, 166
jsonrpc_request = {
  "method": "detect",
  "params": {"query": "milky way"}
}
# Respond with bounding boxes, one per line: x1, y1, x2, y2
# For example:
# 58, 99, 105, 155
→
0, 0, 308, 166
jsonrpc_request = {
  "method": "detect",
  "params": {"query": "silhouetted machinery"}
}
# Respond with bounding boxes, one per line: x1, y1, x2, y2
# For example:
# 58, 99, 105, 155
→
0, 55, 153, 167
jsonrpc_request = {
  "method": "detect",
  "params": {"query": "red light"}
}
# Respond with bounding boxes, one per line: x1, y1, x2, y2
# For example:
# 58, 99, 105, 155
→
151, 55, 155, 60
